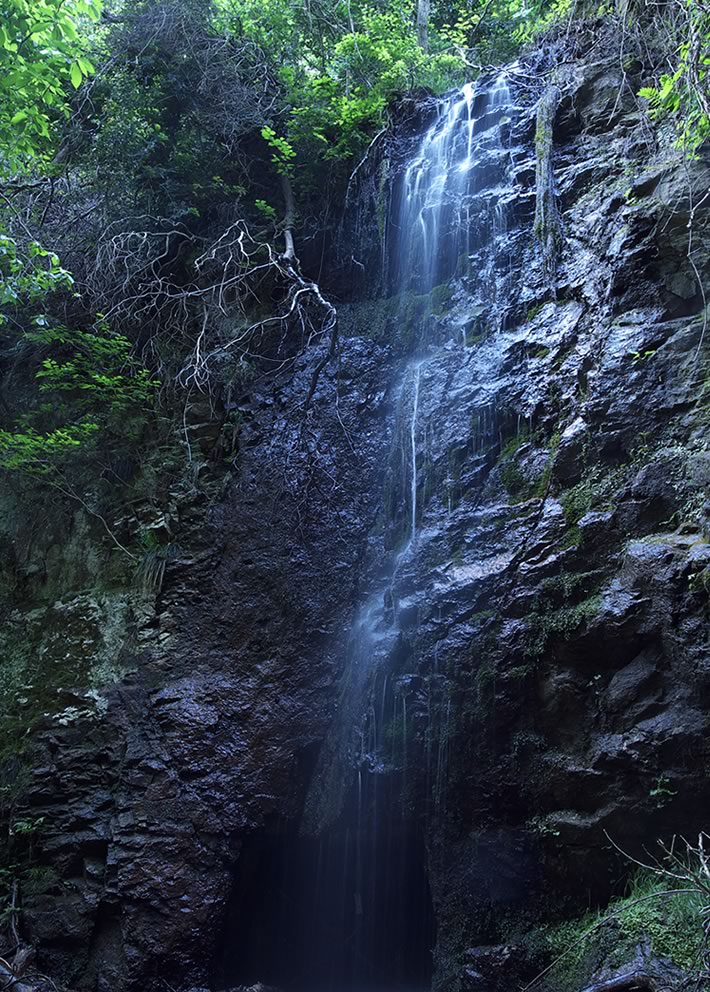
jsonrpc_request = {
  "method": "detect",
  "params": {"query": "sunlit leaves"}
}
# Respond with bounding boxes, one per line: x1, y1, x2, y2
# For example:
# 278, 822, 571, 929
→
0, 0, 102, 173
261, 125, 297, 175
227, 0, 466, 189
0, 235, 73, 317
0, 423, 99, 475
0, 320, 159, 474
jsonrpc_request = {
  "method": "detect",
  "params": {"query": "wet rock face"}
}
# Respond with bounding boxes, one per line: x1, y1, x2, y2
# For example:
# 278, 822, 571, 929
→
13, 336, 397, 990
4, 27, 710, 992
374, 52, 710, 992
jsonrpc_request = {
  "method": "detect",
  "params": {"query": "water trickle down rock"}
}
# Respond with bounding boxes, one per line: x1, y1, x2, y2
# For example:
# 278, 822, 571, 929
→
304, 52, 710, 992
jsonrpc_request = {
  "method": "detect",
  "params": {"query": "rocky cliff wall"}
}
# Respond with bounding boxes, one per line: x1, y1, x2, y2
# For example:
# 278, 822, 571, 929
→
0, 18, 708, 992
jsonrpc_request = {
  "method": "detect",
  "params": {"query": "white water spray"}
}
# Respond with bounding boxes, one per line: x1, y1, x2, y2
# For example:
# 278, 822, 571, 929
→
397, 74, 514, 300
410, 363, 422, 542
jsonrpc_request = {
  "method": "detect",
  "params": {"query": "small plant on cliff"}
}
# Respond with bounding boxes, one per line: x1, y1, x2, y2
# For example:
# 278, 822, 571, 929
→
0, 319, 158, 476
526, 834, 710, 991
136, 531, 180, 593
649, 775, 679, 809
638, 0, 710, 152
525, 581, 602, 657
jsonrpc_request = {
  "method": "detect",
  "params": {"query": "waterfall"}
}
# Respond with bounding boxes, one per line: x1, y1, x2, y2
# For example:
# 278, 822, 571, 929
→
395, 73, 514, 301
313, 72, 519, 984
228, 72, 521, 992
409, 362, 422, 542
398, 83, 475, 295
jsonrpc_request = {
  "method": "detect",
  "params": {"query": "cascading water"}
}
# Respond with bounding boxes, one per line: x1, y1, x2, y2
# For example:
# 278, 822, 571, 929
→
393, 72, 514, 301
409, 362, 422, 543
397, 83, 476, 295
217, 73, 521, 992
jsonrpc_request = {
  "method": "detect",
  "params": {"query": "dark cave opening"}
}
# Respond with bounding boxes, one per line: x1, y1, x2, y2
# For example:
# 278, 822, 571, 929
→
214, 773, 436, 992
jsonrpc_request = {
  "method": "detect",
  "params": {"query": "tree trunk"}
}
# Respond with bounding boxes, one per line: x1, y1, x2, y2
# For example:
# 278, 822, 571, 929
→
417, 0, 430, 51
280, 174, 297, 261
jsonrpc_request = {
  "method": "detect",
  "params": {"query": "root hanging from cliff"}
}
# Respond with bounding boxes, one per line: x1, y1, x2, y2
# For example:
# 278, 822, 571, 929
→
87, 210, 338, 403
534, 84, 563, 289
162, 222, 338, 396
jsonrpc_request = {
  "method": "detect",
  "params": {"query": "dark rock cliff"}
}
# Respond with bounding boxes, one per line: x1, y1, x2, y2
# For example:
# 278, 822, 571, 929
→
1, 20, 708, 992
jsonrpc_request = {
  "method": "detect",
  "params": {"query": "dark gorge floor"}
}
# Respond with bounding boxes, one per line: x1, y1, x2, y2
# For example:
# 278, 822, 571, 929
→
215, 811, 435, 992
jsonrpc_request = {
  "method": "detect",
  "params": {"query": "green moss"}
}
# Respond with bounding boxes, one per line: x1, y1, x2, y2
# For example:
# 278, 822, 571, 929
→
337, 297, 398, 343
560, 465, 627, 526
0, 589, 136, 838
430, 282, 454, 314
534, 431, 561, 497
534, 85, 563, 274
376, 158, 390, 241
20, 865, 61, 898
474, 658, 496, 719
500, 430, 531, 461
384, 712, 407, 753
497, 429, 559, 502
535, 908, 604, 991
561, 479, 595, 526
470, 609, 495, 624
561, 526, 582, 549
499, 457, 529, 498
541, 570, 597, 599
338, 288, 454, 346
612, 872, 704, 970
465, 323, 485, 346
336, 282, 456, 349
533, 870, 705, 990
338, 283, 454, 348
496, 430, 533, 499
526, 592, 602, 657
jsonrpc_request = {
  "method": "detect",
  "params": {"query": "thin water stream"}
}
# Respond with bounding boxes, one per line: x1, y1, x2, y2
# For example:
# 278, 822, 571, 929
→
409, 361, 422, 544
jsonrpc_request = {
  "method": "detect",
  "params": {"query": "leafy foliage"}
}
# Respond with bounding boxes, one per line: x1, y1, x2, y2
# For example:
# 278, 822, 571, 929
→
28, 321, 157, 414
0, 423, 99, 474
0, 236, 73, 311
0, 0, 101, 172
77, 2, 273, 222
0, 321, 158, 475
639, 0, 710, 154
261, 125, 297, 176
441, 0, 574, 60
638, 0, 710, 151
536, 838, 710, 990
0, 0, 703, 483
229, 0, 465, 183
